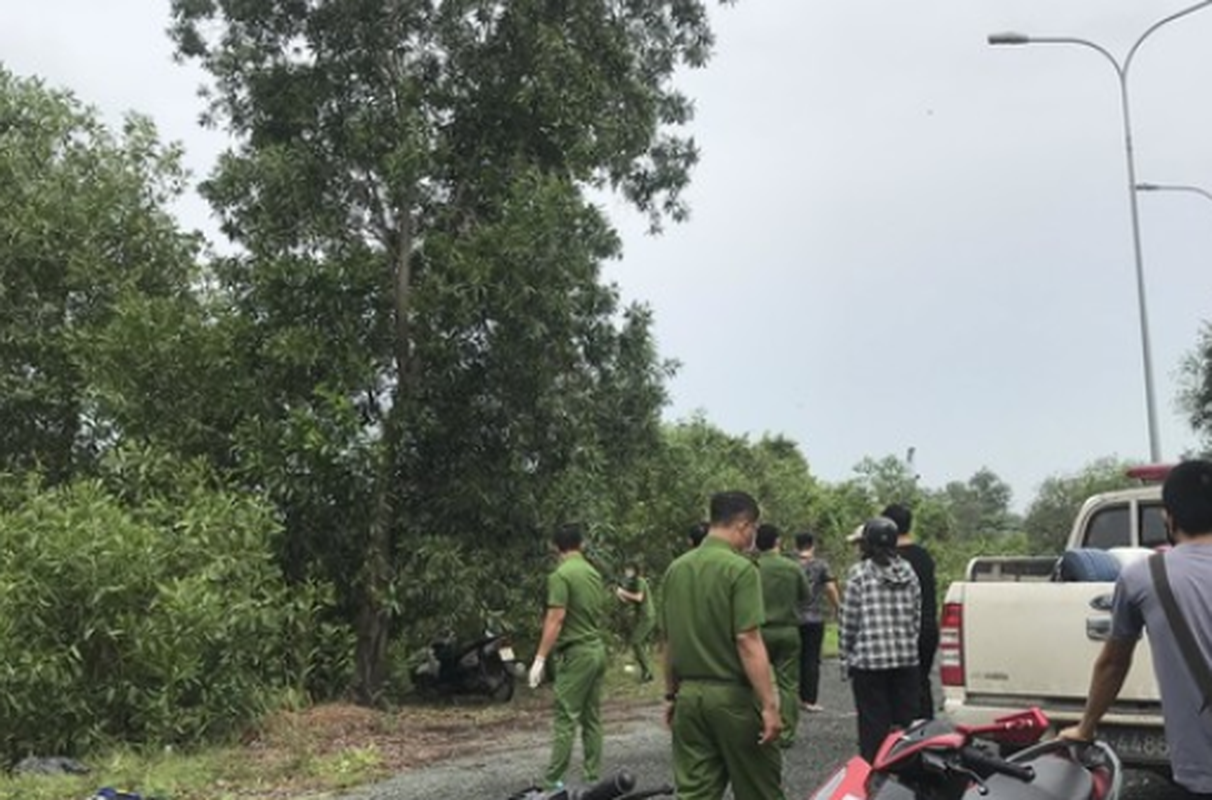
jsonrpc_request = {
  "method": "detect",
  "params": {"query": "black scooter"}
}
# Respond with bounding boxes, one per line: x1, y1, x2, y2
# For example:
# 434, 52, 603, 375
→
807, 707, 1122, 800
411, 616, 525, 703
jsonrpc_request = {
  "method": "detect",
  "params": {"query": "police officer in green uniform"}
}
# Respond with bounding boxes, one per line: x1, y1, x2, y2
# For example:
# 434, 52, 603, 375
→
661, 491, 785, 800
615, 561, 656, 681
528, 523, 608, 790
755, 523, 811, 748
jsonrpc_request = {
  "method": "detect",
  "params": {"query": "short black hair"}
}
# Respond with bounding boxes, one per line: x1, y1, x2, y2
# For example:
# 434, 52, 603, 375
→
756, 523, 781, 551
552, 523, 584, 553
687, 521, 708, 547
881, 503, 913, 535
709, 491, 760, 528
794, 531, 815, 550
1163, 460, 1212, 536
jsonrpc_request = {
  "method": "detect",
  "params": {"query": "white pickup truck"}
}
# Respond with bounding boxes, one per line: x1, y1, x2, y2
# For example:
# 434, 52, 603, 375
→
940, 465, 1172, 770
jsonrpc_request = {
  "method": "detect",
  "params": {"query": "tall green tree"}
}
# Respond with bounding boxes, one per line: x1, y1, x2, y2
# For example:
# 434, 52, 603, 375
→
851, 454, 922, 510
939, 467, 1019, 538
0, 67, 199, 483
1181, 321, 1212, 453
168, 0, 720, 701
1022, 458, 1137, 553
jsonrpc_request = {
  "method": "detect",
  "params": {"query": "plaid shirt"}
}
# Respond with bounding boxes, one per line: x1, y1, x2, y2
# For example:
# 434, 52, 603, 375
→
840, 556, 921, 671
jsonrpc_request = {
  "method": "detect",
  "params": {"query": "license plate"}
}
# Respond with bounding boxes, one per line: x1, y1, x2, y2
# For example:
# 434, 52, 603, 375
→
500, 646, 515, 662
1100, 726, 1170, 764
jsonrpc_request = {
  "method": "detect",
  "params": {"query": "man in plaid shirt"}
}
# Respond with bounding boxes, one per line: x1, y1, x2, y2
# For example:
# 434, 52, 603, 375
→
840, 516, 922, 761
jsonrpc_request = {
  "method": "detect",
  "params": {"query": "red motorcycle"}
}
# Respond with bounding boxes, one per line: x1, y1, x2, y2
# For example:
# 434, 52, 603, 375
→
808, 708, 1122, 800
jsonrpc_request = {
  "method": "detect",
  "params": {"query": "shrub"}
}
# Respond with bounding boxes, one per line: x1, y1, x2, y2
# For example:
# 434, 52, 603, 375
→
0, 476, 324, 761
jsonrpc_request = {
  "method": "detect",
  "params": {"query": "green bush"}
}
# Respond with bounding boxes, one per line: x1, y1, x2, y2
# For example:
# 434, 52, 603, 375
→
0, 475, 329, 762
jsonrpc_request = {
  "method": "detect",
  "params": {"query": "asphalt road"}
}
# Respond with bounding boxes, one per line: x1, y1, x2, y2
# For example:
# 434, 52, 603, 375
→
340, 660, 1189, 800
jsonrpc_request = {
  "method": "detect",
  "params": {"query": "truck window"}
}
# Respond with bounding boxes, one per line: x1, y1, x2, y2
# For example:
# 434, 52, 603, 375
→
1085, 506, 1130, 549
1141, 503, 1168, 548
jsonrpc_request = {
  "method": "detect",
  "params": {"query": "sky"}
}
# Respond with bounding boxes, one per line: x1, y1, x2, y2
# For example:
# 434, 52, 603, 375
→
3, 1, 1212, 511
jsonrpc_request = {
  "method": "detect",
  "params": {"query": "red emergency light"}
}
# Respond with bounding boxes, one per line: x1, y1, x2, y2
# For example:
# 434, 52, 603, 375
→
1125, 464, 1173, 483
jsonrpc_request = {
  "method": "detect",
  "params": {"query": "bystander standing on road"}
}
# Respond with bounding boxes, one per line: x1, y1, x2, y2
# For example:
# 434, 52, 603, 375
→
882, 503, 938, 719
840, 516, 921, 762
528, 523, 609, 790
1061, 460, 1212, 798
796, 531, 840, 713
661, 491, 784, 800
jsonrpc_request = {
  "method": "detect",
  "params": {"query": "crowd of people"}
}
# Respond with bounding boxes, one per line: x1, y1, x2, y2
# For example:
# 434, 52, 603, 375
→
524, 461, 1212, 799
524, 492, 940, 798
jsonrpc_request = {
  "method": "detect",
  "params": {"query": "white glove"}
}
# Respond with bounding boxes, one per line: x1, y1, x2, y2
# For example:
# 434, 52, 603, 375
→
528, 656, 546, 689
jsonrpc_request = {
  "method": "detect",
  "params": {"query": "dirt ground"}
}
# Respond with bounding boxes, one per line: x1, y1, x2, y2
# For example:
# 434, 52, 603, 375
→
242, 690, 658, 797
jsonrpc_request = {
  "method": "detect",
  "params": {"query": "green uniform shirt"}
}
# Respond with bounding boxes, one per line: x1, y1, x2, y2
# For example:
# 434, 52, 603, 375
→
661, 536, 765, 682
758, 550, 811, 628
629, 575, 656, 624
547, 552, 606, 649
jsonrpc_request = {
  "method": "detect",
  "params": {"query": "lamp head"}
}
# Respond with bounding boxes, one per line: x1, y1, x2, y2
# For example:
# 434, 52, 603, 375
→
988, 32, 1031, 45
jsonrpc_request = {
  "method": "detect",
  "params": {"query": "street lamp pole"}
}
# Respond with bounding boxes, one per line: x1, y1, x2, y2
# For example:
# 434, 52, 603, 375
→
988, 0, 1212, 464
1137, 181, 1212, 206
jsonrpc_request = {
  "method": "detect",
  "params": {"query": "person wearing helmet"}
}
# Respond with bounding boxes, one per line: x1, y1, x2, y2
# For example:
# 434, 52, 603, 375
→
840, 516, 922, 762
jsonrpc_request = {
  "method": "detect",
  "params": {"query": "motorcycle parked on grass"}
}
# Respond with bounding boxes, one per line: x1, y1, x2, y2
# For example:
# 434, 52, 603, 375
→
808, 707, 1122, 800
410, 614, 525, 703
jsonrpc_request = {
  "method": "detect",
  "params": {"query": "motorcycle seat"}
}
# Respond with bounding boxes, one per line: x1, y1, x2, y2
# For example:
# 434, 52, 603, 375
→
963, 753, 1093, 800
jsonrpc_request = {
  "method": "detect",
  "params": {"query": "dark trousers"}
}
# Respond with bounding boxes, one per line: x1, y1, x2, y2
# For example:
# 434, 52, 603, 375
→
798, 621, 825, 704
918, 626, 939, 720
850, 666, 920, 763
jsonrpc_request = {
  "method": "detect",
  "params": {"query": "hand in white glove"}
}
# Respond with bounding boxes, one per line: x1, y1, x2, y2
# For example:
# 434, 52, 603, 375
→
528, 656, 546, 689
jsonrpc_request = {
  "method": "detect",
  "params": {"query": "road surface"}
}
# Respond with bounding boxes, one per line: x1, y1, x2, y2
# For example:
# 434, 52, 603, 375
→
340, 660, 1186, 799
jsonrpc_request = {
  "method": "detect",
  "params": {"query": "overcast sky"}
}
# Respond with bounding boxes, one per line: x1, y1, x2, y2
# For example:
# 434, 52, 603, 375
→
3, 1, 1212, 510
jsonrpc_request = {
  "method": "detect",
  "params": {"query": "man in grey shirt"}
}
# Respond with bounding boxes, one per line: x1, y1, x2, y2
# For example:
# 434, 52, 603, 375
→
1062, 459, 1212, 797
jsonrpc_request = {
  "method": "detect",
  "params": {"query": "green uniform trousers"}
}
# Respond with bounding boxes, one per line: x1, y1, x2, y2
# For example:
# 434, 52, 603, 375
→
628, 618, 655, 678
672, 681, 785, 800
544, 640, 607, 788
761, 625, 801, 747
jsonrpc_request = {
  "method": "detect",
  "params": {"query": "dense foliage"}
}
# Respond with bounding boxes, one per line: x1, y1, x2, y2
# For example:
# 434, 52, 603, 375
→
1182, 322, 1212, 455
0, 450, 344, 762
0, 68, 199, 484
1021, 458, 1139, 554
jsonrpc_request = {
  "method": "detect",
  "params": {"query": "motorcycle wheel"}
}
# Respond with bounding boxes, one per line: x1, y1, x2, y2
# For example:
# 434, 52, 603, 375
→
489, 670, 515, 703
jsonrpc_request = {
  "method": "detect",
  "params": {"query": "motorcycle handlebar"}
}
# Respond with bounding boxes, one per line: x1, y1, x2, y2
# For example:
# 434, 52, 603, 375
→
575, 770, 637, 800
959, 746, 1035, 783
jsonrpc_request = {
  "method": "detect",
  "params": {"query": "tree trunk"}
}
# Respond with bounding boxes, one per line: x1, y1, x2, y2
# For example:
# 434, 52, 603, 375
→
353, 199, 415, 705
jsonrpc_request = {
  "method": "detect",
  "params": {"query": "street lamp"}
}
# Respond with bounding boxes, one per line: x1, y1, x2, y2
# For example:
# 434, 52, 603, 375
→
988, 0, 1212, 464
1137, 181, 1212, 205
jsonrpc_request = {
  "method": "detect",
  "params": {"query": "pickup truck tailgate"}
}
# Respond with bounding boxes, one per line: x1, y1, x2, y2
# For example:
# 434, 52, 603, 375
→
961, 582, 1157, 702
